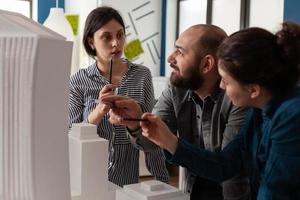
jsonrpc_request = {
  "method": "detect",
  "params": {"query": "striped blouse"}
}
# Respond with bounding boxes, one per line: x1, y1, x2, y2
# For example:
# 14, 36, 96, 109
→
68, 60, 169, 187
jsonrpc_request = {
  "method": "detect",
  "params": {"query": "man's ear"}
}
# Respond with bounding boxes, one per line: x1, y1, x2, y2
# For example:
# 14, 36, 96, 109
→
201, 55, 215, 74
246, 84, 261, 99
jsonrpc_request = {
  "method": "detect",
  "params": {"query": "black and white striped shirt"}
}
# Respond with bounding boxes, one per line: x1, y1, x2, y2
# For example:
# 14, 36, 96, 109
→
68, 60, 169, 186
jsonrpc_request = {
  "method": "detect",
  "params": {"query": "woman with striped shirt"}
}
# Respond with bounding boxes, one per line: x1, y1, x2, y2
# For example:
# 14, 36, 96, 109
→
68, 6, 169, 187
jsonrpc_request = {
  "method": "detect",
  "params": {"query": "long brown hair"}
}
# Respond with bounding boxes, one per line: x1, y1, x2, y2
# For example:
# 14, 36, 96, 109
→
218, 22, 300, 96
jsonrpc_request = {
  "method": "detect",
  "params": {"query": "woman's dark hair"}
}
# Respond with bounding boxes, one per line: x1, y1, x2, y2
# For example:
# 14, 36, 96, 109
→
218, 21, 300, 96
83, 6, 125, 57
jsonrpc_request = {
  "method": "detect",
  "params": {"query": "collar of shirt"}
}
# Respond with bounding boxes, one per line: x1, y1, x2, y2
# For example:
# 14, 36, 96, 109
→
188, 86, 223, 107
261, 88, 300, 118
261, 100, 278, 119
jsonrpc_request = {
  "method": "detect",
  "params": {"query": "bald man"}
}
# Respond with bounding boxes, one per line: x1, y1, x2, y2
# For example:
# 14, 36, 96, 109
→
152, 24, 250, 200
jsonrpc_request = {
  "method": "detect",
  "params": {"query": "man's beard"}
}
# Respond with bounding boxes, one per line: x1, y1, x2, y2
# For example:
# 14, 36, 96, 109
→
170, 64, 204, 90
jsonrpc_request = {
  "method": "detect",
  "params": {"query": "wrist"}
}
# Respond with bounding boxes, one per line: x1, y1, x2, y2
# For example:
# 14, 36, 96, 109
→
166, 135, 178, 155
95, 104, 107, 118
88, 106, 105, 125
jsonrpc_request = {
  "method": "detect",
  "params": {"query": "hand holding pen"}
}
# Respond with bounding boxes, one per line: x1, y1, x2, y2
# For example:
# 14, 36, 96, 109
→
87, 84, 117, 125
101, 95, 147, 129
139, 112, 178, 154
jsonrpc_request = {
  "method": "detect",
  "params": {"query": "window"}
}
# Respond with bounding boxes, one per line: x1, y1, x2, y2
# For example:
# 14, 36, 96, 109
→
0, 0, 31, 18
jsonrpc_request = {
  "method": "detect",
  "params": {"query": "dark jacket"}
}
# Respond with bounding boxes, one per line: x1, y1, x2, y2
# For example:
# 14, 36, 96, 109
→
166, 87, 300, 200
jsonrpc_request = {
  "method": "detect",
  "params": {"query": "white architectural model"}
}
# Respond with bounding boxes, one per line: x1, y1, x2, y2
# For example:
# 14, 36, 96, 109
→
116, 180, 189, 200
69, 123, 120, 200
69, 124, 189, 200
0, 10, 72, 200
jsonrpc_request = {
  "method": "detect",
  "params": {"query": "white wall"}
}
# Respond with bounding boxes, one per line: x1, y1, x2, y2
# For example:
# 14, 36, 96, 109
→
164, 0, 207, 77
0, 0, 30, 17
165, 0, 178, 77
211, 0, 241, 35
65, 0, 98, 69
101, 0, 163, 76
177, 0, 284, 35
249, 0, 284, 32
178, 0, 207, 34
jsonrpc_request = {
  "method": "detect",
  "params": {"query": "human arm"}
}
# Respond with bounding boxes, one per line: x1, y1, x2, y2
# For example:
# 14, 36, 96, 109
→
102, 95, 143, 130
101, 66, 162, 151
68, 75, 85, 126
257, 106, 300, 199
139, 113, 179, 154
87, 84, 116, 125
104, 81, 178, 137
104, 83, 179, 150
101, 94, 159, 151
140, 112, 246, 183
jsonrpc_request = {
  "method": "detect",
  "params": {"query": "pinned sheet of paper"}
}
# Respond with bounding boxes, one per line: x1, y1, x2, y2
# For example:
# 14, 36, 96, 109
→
65, 14, 79, 35
124, 39, 144, 61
